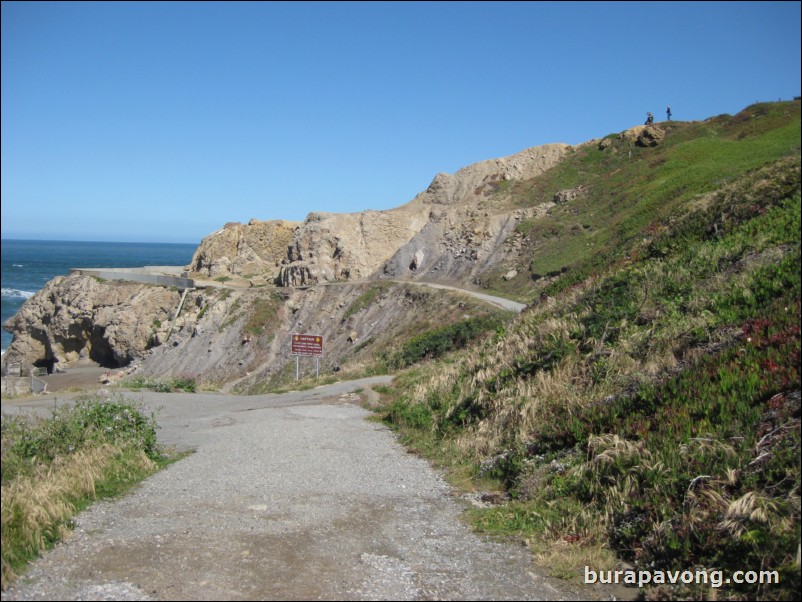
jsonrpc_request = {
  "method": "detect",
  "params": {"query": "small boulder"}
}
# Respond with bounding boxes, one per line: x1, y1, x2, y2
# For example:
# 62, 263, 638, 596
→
636, 125, 665, 147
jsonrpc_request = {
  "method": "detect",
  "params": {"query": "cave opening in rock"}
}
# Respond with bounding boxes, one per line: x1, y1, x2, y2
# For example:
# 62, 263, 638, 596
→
89, 326, 128, 369
33, 357, 56, 374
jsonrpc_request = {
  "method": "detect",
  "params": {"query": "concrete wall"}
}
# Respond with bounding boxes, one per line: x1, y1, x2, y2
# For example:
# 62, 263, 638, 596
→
31, 376, 47, 394
71, 267, 194, 290
1, 376, 33, 397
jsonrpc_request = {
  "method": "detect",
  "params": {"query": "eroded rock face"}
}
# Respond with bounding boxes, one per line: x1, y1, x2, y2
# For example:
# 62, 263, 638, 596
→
378, 144, 570, 283
616, 124, 666, 148
553, 185, 587, 204
2, 142, 572, 378
2, 275, 181, 372
190, 220, 298, 278
282, 208, 432, 284
135, 280, 504, 393
636, 125, 665, 147
192, 143, 571, 286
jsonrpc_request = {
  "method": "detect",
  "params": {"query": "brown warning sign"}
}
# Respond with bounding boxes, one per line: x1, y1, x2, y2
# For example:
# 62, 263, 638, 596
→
291, 334, 323, 357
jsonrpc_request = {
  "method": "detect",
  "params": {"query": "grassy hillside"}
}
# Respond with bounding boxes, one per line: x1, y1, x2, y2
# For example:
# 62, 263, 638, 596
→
483, 101, 800, 303
378, 101, 800, 600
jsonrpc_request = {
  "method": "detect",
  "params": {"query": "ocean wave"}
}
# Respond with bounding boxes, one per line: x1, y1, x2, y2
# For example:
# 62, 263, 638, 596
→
1, 288, 35, 300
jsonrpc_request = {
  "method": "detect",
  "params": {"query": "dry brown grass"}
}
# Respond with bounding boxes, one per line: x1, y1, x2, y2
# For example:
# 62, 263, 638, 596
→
1, 445, 156, 589
531, 535, 620, 582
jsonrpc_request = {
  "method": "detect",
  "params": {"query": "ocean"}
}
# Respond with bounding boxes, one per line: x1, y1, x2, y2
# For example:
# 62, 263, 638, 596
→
1, 239, 198, 354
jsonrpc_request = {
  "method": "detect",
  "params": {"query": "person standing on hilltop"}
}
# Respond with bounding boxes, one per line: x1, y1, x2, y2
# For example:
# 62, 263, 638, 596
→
666, 106, 672, 121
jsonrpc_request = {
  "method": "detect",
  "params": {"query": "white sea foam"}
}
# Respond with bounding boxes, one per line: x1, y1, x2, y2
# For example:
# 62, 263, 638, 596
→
1, 288, 35, 300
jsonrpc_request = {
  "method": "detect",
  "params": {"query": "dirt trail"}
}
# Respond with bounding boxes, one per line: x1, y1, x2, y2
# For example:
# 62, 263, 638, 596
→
1, 379, 624, 601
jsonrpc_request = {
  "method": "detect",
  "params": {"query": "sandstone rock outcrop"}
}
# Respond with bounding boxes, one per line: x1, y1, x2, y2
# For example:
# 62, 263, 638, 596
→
278, 207, 431, 284
377, 144, 569, 283
636, 125, 665, 147
190, 219, 297, 278
2, 275, 181, 372
190, 143, 571, 287
615, 124, 666, 148
2, 141, 571, 381
553, 185, 587, 204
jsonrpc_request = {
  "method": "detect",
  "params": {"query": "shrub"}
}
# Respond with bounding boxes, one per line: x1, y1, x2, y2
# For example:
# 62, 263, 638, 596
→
389, 315, 506, 369
124, 376, 196, 393
1, 395, 165, 588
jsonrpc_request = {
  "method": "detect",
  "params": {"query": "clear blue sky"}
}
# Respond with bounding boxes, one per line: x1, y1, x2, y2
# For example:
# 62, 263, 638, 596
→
2, 1, 800, 244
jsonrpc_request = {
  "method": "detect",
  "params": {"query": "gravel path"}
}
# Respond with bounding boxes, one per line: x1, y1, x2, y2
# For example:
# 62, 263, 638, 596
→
411, 282, 527, 313
1, 378, 616, 601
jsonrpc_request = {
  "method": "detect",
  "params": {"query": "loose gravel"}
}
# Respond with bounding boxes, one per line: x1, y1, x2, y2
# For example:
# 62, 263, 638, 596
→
1, 377, 621, 601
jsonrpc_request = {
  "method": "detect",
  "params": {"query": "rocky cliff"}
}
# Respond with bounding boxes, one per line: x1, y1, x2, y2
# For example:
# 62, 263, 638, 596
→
188, 143, 571, 287
2, 275, 182, 372
2, 273, 505, 393
3, 141, 573, 385
190, 219, 298, 279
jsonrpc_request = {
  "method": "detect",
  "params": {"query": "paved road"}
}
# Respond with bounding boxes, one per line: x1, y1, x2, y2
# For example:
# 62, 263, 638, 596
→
0, 378, 618, 601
